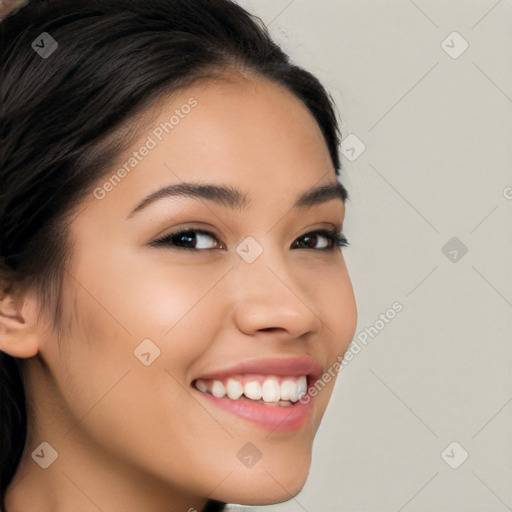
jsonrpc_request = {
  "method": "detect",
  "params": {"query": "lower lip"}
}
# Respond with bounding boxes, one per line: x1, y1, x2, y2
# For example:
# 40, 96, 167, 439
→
194, 388, 314, 433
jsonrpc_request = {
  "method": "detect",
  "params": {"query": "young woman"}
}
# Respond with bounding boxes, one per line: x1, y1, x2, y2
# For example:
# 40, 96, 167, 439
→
0, 1, 358, 510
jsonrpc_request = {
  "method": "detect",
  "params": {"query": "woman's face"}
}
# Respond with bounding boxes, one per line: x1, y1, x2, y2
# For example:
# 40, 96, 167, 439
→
34, 74, 357, 508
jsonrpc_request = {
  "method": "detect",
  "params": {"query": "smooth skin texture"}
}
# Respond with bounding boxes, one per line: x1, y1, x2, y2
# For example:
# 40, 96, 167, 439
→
1, 73, 358, 511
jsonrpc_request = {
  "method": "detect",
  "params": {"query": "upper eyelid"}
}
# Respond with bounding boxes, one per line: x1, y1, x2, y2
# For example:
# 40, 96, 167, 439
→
153, 227, 219, 242
153, 219, 343, 239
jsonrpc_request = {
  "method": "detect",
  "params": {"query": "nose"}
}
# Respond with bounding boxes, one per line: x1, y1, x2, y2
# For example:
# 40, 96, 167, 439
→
229, 246, 323, 340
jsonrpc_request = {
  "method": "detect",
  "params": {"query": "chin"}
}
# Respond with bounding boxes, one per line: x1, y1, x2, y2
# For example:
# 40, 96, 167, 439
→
213, 452, 311, 506
228, 475, 308, 506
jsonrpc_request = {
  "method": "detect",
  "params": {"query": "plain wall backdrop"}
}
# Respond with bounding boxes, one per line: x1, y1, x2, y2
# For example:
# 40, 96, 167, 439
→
228, 1, 512, 511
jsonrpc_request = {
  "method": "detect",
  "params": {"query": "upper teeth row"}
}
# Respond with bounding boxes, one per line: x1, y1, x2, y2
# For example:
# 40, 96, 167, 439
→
195, 375, 308, 403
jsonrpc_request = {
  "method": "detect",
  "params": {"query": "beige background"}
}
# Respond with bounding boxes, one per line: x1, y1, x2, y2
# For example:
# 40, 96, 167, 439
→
228, 1, 512, 511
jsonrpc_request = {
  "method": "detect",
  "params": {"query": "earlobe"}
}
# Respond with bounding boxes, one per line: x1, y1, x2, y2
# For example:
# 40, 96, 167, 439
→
0, 295, 40, 359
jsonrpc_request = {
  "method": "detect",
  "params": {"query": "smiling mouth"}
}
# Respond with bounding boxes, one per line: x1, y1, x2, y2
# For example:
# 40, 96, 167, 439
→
193, 374, 308, 406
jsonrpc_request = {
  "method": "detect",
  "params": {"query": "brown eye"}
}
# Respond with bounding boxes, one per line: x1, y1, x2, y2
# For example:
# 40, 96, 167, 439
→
292, 230, 349, 251
151, 229, 220, 250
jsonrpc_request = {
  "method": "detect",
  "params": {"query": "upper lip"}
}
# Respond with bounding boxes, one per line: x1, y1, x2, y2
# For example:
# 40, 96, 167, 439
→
194, 356, 323, 383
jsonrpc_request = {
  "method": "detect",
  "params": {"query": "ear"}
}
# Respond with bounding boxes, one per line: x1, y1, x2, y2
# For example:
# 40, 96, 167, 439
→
0, 291, 40, 359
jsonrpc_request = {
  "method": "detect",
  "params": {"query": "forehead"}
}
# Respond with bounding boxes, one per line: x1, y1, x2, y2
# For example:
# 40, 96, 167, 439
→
159, 71, 324, 138
82, 73, 340, 221
150, 75, 331, 171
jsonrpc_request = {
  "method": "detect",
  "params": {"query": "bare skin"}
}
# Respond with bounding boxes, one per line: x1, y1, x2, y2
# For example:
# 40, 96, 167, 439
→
1, 72, 357, 512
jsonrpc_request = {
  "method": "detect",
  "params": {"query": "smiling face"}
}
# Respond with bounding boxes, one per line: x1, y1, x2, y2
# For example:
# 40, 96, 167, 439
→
20, 73, 357, 509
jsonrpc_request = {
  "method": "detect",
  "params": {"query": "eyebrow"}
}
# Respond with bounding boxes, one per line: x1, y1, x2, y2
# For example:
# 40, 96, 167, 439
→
126, 180, 348, 219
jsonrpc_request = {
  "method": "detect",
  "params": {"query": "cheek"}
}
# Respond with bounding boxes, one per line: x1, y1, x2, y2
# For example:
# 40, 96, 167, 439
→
302, 260, 357, 350
58, 247, 228, 411
60, 267, 223, 402
295, 263, 357, 416
335, 278, 358, 347
50, 269, 233, 485
70, 237, 223, 340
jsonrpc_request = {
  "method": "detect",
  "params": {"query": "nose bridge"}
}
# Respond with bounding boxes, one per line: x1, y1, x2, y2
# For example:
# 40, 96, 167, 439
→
228, 236, 322, 337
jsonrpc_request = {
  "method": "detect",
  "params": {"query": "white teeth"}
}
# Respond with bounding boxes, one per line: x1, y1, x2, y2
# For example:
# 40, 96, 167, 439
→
261, 377, 280, 403
195, 375, 309, 405
281, 379, 298, 402
297, 376, 307, 400
244, 381, 262, 400
226, 378, 243, 400
211, 380, 226, 398
195, 379, 209, 393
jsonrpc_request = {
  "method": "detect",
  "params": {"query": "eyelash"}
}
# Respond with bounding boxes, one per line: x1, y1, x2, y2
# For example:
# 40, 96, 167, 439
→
150, 228, 349, 251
